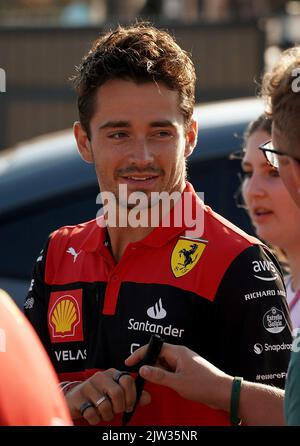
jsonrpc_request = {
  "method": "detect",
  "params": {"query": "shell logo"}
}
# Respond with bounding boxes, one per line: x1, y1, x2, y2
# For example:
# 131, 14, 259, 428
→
48, 290, 83, 343
51, 298, 78, 334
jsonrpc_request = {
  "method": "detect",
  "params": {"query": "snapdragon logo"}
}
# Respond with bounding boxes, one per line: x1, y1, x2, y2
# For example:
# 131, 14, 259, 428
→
254, 343, 263, 354
0, 68, 6, 93
0, 328, 6, 352
292, 68, 300, 93
96, 185, 204, 237
254, 342, 292, 354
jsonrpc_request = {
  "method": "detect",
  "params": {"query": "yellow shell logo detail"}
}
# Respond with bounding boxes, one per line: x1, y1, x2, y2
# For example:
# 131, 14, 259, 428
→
171, 239, 207, 278
51, 298, 78, 334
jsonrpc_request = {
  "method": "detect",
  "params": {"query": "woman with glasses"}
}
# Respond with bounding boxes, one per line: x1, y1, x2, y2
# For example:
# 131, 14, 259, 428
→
240, 114, 300, 336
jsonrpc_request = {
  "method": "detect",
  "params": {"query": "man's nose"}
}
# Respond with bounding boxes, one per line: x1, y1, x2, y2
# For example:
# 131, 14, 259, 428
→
129, 138, 154, 165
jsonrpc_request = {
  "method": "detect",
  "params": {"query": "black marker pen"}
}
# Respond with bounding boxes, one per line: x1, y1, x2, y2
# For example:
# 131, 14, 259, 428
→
122, 334, 164, 426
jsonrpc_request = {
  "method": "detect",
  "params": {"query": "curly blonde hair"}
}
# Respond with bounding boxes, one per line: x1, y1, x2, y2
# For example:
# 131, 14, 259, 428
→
262, 46, 300, 151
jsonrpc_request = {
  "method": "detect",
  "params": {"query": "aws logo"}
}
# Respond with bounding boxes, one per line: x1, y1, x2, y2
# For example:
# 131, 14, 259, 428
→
252, 260, 279, 282
48, 289, 83, 343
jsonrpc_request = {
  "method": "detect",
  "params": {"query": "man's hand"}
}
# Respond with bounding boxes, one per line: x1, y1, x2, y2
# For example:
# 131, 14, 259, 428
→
125, 343, 232, 410
65, 368, 150, 425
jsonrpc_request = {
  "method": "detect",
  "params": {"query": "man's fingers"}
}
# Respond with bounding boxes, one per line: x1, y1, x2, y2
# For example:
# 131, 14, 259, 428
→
126, 343, 179, 370
80, 402, 101, 425
139, 390, 151, 407
116, 373, 136, 413
92, 395, 114, 422
139, 365, 175, 388
125, 345, 148, 366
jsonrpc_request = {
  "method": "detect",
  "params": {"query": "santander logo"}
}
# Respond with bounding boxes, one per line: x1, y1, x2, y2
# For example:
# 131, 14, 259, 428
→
147, 298, 167, 320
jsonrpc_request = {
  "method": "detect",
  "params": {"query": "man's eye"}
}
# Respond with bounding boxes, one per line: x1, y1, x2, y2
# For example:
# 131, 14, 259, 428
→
109, 132, 128, 139
155, 131, 171, 137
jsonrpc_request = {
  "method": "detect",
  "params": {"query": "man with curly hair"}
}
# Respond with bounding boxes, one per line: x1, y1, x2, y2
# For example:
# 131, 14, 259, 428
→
24, 23, 291, 426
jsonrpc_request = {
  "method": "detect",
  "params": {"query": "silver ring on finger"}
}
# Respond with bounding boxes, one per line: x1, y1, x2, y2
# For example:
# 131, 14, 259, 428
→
95, 395, 108, 408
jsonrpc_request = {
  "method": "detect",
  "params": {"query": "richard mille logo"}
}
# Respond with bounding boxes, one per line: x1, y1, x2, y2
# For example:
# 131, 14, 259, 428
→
147, 298, 167, 320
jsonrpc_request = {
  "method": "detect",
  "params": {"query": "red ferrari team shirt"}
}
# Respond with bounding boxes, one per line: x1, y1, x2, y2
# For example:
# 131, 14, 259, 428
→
25, 183, 292, 425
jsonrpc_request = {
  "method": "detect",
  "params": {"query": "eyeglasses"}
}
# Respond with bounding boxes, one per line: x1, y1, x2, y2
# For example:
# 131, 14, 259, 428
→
259, 140, 300, 169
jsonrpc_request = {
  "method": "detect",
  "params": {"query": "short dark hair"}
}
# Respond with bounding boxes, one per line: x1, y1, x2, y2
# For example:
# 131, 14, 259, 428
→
71, 23, 196, 139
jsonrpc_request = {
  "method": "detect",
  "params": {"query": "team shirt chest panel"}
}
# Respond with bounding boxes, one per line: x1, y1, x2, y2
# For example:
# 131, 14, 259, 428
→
44, 198, 260, 375
47, 286, 214, 374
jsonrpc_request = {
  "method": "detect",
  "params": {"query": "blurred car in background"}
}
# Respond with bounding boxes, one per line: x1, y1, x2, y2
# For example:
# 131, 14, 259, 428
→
0, 97, 264, 307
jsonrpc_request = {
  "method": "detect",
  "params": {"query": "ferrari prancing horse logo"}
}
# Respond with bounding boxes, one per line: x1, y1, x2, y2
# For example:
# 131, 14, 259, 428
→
171, 238, 207, 278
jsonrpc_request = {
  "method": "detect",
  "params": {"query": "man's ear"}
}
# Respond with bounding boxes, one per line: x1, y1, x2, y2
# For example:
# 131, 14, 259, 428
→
184, 119, 198, 158
73, 121, 94, 163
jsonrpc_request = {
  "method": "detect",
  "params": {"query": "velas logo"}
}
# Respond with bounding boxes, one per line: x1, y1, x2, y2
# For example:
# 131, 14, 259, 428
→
48, 290, 83, 343
171, 237, 207, 278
